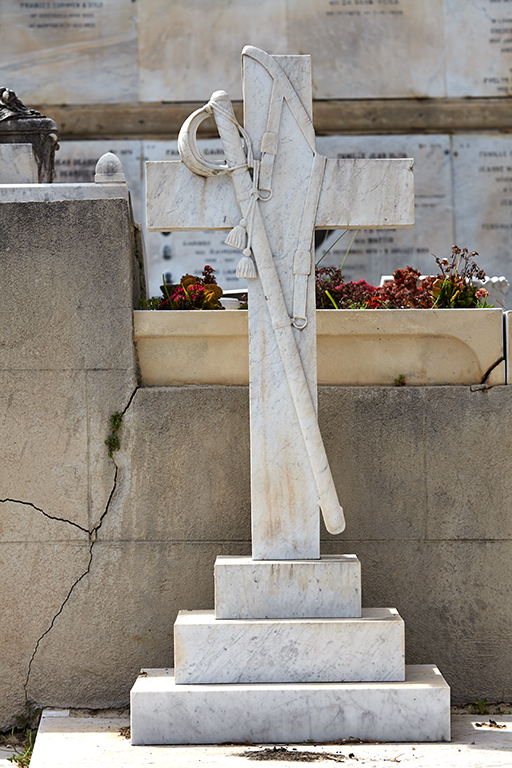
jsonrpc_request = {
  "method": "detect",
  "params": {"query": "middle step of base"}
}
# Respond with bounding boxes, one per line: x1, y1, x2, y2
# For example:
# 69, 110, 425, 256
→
174, 608, 405, 684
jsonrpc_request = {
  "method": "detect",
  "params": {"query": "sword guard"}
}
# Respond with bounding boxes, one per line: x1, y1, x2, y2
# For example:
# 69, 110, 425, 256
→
178, 103, 231, 178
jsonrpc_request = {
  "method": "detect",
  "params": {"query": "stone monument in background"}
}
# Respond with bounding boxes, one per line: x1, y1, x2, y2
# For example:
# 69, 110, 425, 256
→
131, 46, 450, 744
0, 87, 58, 183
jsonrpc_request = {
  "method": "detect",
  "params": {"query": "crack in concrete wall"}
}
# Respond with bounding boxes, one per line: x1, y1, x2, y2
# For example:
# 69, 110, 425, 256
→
480, 355, 505, 384
22, 386, 139, 702
0, 499, 89, 534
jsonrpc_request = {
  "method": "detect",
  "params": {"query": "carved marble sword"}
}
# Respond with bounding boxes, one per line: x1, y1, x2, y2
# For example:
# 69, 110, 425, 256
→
178, 89, 345, 536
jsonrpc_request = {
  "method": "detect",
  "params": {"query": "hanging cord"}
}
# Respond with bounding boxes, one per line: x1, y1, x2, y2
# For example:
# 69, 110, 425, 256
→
206, 98, 254, 172
208, 99, 270, 279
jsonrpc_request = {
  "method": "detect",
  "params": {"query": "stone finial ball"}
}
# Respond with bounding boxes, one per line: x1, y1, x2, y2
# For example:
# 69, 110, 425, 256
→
94, 152, 126, 183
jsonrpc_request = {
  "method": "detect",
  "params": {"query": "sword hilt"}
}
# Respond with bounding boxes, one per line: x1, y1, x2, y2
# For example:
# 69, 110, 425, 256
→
178, 90, 247, 178
208, 91, 248, 171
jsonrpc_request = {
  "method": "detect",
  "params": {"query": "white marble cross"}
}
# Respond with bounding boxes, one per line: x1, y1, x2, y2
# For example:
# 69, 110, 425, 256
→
146, 46, 414, 561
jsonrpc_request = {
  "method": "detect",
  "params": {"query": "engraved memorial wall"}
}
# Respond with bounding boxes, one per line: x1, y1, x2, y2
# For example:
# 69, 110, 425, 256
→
1, 0, 510, 104
3, 0, 512, 290
53, 131, 512, 295
445, 0, 512, 97
0, 1, 137, 104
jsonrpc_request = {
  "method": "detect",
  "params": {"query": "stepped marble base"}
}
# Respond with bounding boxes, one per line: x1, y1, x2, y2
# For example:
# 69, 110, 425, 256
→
174, 608, 404, 684
130, 664, 450, 745
215, 555, 361, 619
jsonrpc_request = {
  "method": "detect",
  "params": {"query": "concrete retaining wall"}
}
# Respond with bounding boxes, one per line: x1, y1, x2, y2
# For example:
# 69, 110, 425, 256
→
1, 187, 512, 729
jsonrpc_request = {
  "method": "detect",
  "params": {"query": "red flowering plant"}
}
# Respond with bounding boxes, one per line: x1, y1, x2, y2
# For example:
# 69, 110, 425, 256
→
372, 267, 435, 308
315, 248, 493, 309
316, 267, 378, 309
140, 266, 224, 310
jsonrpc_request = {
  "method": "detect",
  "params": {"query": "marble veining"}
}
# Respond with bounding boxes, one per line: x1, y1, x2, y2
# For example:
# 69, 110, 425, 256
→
214, 555, 361, 619
131, 665, 451, 745
174, 608, 405, 685
0, 144, 37, 184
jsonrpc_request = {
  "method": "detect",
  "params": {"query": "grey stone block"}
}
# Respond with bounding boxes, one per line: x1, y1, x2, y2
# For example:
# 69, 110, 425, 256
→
0, 542, 91, 729
322, 538, 512, 703
0, 198, 136, 372
424, 386, 512, 540
99, 387, 252, 543
0, 370, 89, 530
85, 370, 138, 530
0, 499, 88, 543
25, 540, 250, 711
319, 386, 427, 541
0, 187, 139, 729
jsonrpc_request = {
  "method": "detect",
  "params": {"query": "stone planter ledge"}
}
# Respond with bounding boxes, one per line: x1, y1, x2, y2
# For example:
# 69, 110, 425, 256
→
133, 308, 507, 387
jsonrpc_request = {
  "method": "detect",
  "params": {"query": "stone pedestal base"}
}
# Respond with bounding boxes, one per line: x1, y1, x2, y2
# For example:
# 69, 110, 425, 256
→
174, 608, 404, 684
214, 555, 361, 619
130, 665, 450, 745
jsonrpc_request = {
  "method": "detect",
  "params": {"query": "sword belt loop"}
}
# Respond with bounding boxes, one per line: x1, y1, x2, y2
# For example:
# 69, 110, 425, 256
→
258, 85, 283, 197
292, 153, 327, 330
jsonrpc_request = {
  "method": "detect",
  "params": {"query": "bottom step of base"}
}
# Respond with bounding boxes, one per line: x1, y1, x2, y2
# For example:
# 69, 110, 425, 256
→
130, 664, 450, 745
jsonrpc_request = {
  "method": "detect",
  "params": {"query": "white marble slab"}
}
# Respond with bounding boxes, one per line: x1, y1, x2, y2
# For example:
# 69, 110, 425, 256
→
145, 49, 415, 558
130, 665, 450, 745
445, 0, 512, 97
145, 161, 240, 233
174, 608, 404, 685
315, 135, 453, 286
288, 0, 446, 99
214, 555, 361, 619
146, 157, 414, 233
0, 0, 137, 104
138, 0, 288, 102
243, 53, 320, 558
0, 143, 37, 183
144, 141, 247, 298
452, 134, 512, 284
317, 157, 414, 229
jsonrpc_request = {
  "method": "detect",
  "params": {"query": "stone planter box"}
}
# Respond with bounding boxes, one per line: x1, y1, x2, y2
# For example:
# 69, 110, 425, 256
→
133, 308, 506, 387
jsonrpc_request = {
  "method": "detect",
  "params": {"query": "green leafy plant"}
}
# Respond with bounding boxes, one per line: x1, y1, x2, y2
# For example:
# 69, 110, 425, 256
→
6, 728, 36, 767
1, 702, 41, 768
105, 411, 123, 458
14, 701, 41, 732
394, 374, 406, 387
471, 697, 490, 715
139, 296, 162, 310
431, 247, 489, 308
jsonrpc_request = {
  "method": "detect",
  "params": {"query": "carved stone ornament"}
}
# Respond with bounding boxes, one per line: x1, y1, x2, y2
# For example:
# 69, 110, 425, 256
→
0, 87, 59, 182
0, 87, 43, 122
146, 46, 415, 558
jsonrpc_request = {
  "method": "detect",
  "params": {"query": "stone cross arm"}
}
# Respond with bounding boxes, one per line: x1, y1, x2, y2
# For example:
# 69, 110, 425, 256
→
146, 156, 414, 233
